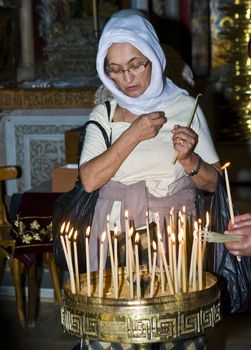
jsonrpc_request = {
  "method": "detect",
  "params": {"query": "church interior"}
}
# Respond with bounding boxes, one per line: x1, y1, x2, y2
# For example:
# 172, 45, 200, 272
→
0, 0, 251, 349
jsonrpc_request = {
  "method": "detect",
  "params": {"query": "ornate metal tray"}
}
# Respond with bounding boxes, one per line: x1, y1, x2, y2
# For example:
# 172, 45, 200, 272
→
61, 268, 221, 345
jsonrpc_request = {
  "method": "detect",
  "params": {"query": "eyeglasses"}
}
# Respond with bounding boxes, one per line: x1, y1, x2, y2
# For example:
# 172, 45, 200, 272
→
105, 60, 150, 79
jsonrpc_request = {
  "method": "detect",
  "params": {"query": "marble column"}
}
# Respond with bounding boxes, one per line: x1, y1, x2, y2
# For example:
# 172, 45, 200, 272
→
17, 0, 35, 81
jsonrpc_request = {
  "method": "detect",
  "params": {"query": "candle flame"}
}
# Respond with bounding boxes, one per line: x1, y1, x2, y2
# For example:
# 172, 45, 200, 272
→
146, 211, 149, 218
68, 227, 74, 239
206, 212, 209, 230
167, 225, 171, 235
60, 222, 66, 234
221, 162, 230, 170
182, 205, 186, 213
152, 240, 157, 251
194, 221, 198, 231
193, 230, 198, 239
107, 214, 110, 222
125, 209, 128, 219
114, 224, 118, 237
101, 231, 106, 243
135, 232, 139, 244
178, 228, 184, 242
171, 233, 176, 243
86, 226, 91, 238
73, 230, 78, 240
65, 221, 70, 233
128, 227, 134, 238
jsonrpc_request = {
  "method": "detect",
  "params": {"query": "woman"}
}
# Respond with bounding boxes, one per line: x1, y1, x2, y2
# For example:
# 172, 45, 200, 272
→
79, 9, 220, 350
80, 8, 220, 265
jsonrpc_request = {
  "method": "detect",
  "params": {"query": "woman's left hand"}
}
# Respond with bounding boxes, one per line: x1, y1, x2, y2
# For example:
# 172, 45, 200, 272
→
172, 125, 198, 160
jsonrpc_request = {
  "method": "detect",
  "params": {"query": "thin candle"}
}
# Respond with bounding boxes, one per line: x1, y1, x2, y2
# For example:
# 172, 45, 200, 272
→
92, 0, 99, 33
202, 212, 209, 263
171, 233, 178, 294
73, 230, 80, 293
98, 231, 106, 298
146, 211, 152, 274
66, 227, 76, 294
128, 227, 134, 299
170, 207, 175, 233
125, 210, 129, 275
159, 235, 174, 295
85, 226, 91, 297
192, 230, 198, 292
114, 224, 118, 299
177, 229, 183, 292
182, 206, 188, 293
60, 222, 70, 268
106, 215, 115, 284
156, 213, 164, 293
135, 232, 141, 299
198, 219, 203, 290
150, 241, 157, 298
167, 225, 174, 283
221, 162, 235, 224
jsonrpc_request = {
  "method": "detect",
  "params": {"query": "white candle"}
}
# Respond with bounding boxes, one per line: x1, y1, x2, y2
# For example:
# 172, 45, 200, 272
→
73, 230, 80, 293
177, 230, 183, 292
171, 233, 178, 294
222, 162, 235, 224
60, 222, 70, 268
85, 226, 91, 297
146, 211, 152, 274
128, 227, 134, 299
150, 241, 157, 298
66, 227, 76, 294
182, 207, 188, 293
106, 215, 115, 283
114, 224, 118, 299
156, 213, 164, 293
159, 237, 174, 295
167, 225, 174, 283
125, 210, 129, 275
198, 219, 203, 290
135, 232, 141, 299
98, 231, 106, 298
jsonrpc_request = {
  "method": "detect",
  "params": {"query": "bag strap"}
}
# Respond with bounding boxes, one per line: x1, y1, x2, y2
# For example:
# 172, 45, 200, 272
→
77, 101, 111, 166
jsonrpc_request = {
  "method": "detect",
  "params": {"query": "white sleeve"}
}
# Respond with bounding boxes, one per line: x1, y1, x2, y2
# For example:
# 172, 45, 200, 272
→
79, 103, 112, 166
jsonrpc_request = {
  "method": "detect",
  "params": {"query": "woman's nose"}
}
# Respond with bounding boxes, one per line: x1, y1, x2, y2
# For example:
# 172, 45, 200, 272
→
123, 70, 135, 82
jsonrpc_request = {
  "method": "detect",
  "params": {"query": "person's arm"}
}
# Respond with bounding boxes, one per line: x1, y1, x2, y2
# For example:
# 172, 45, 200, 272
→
80, 112, 166, 192
172, 125, 221, 192
224, 213, 251, 257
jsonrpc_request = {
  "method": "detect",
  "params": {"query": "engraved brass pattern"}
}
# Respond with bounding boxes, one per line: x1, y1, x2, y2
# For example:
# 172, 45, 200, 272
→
61, 271, 221, 344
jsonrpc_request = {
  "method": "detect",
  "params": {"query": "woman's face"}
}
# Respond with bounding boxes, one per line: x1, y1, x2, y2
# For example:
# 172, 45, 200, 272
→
105, 43, 152, 98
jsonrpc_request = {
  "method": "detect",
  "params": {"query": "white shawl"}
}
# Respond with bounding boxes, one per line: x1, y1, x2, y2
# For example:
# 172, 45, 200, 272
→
96, 10, 187, 115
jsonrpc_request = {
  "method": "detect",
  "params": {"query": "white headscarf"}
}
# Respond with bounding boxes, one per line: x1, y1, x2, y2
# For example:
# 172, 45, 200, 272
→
97, 10, 187, 115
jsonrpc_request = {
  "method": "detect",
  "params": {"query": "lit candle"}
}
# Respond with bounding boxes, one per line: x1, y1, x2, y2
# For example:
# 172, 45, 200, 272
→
135, 232, 141, 299
60, 222, 70, 268
146, 211, 152, 274
170, 207, 175, 233
128, 227, 134, 299
98, 231, 106, 298
156, 213, 164, 293
189, 222, 197, 287
192, 224, 198, 292
73, 230, 80, 293
182, 206, 188, 293
66, 227, 76, 294
221, 162, 235, 224
167, 225, 173, 283
198, 219, 203, 290
177, 229, 183, 292
106, 215, 115, 283
150, 241, 157, 298
85, 226, 91, 297
171, 233, 178, 293
114, 224, 118, 299
125, 210, 129, 275
159, 235, 174, 295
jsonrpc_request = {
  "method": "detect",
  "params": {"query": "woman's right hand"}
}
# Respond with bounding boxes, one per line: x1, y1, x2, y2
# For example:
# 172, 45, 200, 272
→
130, 111, 167, 142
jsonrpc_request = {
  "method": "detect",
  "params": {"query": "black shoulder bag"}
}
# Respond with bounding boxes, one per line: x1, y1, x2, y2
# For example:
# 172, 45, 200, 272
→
52, 101, 111, 273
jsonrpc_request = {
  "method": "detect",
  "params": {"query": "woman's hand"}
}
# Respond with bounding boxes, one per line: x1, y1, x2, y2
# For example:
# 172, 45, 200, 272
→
129, 111, 167, 142
225, 213, 251, 257
172, 124, 198, 161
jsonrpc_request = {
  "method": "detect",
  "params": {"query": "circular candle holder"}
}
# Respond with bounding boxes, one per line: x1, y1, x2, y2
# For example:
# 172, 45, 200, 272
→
61, 267, 221, 345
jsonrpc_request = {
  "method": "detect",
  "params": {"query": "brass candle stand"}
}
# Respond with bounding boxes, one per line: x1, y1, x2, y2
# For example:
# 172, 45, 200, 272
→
61, 267, 221, 347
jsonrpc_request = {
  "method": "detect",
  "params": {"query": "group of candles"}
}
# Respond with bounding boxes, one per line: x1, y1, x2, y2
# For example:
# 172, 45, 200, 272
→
59, 162, 235, 299
59, 208, 210, 299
